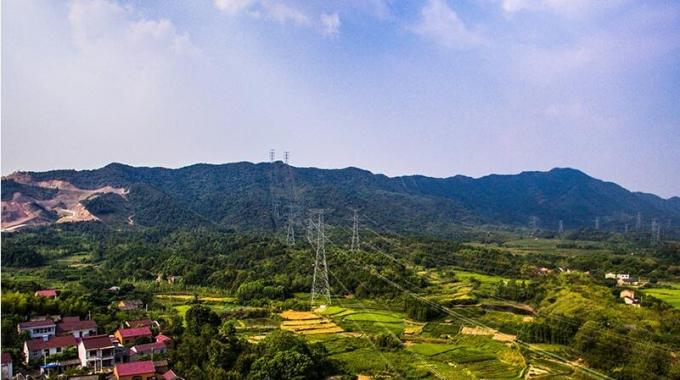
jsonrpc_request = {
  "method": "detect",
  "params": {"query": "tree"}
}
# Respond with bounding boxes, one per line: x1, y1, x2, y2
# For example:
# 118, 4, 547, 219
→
185, 305, 220, 335
249, 351, 315, 380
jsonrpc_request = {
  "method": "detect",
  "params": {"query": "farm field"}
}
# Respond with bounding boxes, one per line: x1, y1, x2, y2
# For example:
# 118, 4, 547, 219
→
642, 284, 680, 309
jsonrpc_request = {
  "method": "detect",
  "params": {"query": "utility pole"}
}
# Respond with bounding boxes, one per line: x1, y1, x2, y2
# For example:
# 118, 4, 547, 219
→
309, 210, 331, 307
350, 208, 360, 252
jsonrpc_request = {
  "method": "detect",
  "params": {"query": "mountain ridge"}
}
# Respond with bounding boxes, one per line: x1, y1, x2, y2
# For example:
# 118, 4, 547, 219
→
2, 162, 678, 234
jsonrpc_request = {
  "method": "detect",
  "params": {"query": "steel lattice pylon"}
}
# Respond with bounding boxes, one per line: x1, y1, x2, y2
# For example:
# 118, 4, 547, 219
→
309, 210, 331, 307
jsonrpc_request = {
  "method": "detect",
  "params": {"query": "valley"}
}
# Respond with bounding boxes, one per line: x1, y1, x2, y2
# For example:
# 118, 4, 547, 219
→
2, 221, 679, 379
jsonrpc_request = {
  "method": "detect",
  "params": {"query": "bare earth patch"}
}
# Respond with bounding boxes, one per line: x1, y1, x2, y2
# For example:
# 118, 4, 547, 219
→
2, 174, 127, 231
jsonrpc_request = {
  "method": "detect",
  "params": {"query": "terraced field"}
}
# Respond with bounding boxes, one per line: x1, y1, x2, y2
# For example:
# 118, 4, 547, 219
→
280, 310, 344, 335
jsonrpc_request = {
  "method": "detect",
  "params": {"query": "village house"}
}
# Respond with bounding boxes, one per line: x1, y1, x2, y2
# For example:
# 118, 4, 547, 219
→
23, 335, 77, 364
125, 319, 160, 330
117, 299, 144, 311
154, 334, 174, 349
57, 316, 97, 338
605, 272, 616, 279
1, 352, 13, 379
115, 327, 153, 346
35, 289, 58, 299
620, 289, 641, 307
130, 341, 167, 359
113, 360, 156, 380
162, 369, 183, 380
617, 275, 640, 286
78, 335, 117, 372
18, 319, 56, 339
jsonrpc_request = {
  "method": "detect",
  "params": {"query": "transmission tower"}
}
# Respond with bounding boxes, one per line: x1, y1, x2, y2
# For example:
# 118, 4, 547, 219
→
595, 217, 600, 230
284, 151, 290, 165
651, 219, 658, 244
558, 220, 564, 235
529, 216, 539, 236
636, 212, 642, 230
269, 149, 275, 163
309, 210, 331, 307
350, 208, 360, 252
624, 223, 629, 234
286, 206, 296, 246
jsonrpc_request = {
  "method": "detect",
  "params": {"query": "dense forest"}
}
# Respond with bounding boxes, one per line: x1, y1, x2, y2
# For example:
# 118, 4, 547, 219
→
2, 222, 680, 378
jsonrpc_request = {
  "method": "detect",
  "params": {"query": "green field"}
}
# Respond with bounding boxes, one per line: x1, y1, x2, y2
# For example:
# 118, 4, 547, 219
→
643, 284, 680, 308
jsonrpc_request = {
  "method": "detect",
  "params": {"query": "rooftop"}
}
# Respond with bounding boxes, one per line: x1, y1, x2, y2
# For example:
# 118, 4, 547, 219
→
57, 318, 97, 334
131, 341, 166, 355
117, 326, 152, 338
26, 335, 77, 351
115, 360, 156, 376
35, 289, 58, 297
19, 319, 56, 329
80, 335, 116, 350
126, 319, 155, 328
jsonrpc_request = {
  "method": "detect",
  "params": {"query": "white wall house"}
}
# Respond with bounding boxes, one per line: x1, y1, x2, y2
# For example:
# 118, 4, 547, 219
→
78, 335, 117, 372
1, 353, 13, 379
57, 317, 97, 338
18, 320, 56, 340
23, 336, 77, 364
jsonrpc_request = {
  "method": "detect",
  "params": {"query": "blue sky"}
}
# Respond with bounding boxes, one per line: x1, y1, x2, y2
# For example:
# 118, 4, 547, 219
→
3, 0, 680, 197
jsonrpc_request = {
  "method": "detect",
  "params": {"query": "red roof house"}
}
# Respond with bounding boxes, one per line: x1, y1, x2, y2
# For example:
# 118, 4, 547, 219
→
1, 353, 11, 365
35, 289, 58, 298
113, 360, 156, 380
24, 335, 77, 363
125, 319, 158, 329
57, 317, 97, 337
130, 341, 167, 357
114, 327, 153, 345
163, 369, 182, 380
25, 335, 77, 352
80, 335, 116, 350
155, 334, 174, 347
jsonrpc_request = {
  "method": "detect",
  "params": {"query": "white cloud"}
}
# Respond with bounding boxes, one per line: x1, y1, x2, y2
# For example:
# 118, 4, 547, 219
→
410, 0, 483, 48
500, 0, 627, 17
253, 1, 310, 26
320, 13, 341, 37
68, 0, 198, 56
214, 0, 254, 15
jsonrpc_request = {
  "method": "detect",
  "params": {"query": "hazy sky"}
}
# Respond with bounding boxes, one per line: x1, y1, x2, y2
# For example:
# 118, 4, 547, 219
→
3, 0, 679, 197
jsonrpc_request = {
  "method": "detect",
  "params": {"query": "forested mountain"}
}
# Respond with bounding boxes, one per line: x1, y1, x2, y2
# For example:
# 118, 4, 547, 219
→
2, 162, 678, 234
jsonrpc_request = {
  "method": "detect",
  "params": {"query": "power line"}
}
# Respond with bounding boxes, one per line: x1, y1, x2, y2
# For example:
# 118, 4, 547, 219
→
324, 236, 612, 380
354, 213, 675, 355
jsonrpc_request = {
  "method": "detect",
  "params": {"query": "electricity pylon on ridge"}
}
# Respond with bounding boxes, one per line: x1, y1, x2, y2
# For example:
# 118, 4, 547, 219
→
350, 208, 360, 252
309, 210, 331, 307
